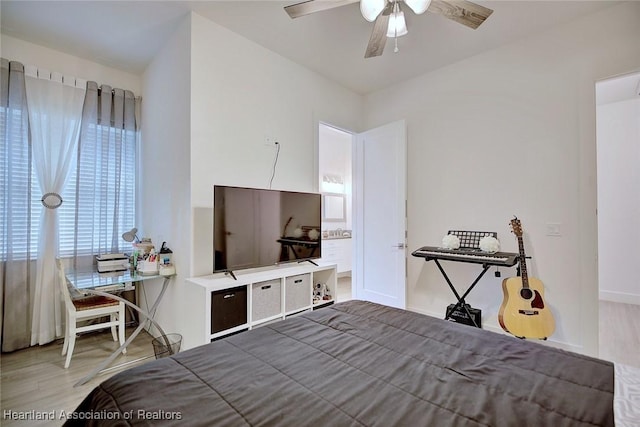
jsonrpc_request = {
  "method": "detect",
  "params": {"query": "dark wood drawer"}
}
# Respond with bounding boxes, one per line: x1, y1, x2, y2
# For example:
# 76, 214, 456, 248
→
211, 286, 247, 334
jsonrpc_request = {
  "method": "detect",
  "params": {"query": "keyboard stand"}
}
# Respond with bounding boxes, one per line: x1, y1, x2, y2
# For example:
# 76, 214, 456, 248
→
412, 242, 519, 328
433, 259, 490, 328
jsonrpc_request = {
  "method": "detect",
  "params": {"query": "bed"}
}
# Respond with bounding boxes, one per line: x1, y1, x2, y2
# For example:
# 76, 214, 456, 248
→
65, 300, 620, 426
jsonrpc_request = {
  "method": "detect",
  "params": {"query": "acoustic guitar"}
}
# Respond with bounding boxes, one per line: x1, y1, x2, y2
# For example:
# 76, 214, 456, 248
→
498, 217, 555, 339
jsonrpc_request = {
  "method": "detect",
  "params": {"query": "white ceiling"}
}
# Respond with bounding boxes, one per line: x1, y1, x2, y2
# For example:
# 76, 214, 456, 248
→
0, 1, 622, 94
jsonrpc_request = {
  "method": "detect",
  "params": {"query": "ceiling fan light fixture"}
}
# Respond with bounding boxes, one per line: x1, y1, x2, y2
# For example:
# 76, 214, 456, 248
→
404, 0, 432, 15
360, 0, 386, 22
386, 3, 408, 38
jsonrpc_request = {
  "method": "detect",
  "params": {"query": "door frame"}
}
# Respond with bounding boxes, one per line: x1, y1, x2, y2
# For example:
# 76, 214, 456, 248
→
316, 121, 357, 298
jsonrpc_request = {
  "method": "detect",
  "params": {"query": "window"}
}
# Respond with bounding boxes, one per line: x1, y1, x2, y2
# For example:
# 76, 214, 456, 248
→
1, 108, 137, 259
59, 121, 137, 257
0, 104, 40, 260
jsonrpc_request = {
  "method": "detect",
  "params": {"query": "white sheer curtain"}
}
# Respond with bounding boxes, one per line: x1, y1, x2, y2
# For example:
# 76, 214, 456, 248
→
24, 67, 85, 346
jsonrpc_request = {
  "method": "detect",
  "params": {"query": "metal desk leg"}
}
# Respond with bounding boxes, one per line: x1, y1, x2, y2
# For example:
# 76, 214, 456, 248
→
74, 276, 171, 387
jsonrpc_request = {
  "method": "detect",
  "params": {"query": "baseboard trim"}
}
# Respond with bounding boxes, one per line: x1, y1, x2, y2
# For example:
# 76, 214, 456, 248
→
599, 290, 640, 305
406, 305, 583, 354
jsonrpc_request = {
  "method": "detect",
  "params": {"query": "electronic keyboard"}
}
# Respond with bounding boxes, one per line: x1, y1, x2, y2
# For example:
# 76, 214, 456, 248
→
411, 246, 519, 267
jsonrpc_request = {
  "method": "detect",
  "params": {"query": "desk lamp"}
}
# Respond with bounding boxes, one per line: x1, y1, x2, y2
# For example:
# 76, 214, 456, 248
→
122, 227, 140, 243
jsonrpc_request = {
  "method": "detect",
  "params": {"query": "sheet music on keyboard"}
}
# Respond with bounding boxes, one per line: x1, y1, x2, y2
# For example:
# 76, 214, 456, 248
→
411, 246, 519, 267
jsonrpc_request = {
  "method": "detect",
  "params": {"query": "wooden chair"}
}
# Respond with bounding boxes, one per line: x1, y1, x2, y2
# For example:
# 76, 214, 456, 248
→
57, 259, 126, 368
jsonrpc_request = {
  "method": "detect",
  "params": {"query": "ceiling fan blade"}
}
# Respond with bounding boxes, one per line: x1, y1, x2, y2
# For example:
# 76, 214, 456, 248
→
284, 0, 358, 19
364, 2, 394, 59
428, 0, 493, 29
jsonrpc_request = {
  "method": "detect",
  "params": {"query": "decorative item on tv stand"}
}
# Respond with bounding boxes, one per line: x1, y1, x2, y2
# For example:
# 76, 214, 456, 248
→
313, 282, 332, 305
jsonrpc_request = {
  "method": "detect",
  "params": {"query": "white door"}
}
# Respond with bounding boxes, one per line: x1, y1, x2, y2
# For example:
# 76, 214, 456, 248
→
353, 120, 407, 308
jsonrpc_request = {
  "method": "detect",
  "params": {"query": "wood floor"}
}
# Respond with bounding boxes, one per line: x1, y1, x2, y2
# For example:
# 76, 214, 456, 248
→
336, 275, 352, 302
598, 300, 640, 368
1, 300, 638, 426
1, 327, 155, 426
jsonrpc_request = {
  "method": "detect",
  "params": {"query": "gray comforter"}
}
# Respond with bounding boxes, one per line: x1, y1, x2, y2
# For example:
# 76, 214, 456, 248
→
65, 300, 613, 426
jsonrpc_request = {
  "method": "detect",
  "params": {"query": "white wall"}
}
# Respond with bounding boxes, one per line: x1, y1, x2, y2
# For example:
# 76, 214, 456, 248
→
0, 35, 141, 93
137, 17, 192, 339
188, 12, 363, 279
597, 95, 640, 304
137, 12, 363, 350
364, 2, 640, 356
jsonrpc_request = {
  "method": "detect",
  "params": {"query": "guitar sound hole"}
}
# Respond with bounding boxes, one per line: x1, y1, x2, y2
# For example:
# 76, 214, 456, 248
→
520, 288, 533, 300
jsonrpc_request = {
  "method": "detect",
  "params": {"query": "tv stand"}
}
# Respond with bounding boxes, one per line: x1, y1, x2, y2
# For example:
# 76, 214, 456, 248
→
224, 270, 237, 280
184, 263, 337, 348
299, 259, 318, 266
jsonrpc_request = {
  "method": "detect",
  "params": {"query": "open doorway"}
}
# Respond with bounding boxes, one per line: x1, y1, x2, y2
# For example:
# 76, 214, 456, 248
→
317, 120, 408, 307
318, 123, 353, 302
595, 71, 640, 368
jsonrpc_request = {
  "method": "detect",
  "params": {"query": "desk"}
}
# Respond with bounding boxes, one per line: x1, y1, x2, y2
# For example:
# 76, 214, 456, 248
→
66, 268, 173, 387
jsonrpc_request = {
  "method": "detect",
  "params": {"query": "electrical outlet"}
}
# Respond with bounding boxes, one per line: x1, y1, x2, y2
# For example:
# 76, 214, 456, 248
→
264, 135, 277, 147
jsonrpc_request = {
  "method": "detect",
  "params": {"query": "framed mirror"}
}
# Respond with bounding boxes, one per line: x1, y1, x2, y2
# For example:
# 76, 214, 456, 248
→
322, 193, 346, 222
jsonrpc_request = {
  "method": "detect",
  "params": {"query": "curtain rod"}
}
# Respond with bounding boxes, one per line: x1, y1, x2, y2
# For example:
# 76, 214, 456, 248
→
20, 62, 138, 96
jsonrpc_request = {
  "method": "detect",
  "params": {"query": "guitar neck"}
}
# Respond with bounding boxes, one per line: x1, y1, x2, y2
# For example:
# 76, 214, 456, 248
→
517, 236, 529, 287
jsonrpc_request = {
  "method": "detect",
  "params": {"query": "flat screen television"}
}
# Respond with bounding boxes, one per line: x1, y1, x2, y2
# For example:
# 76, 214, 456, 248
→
213, 186, 322, 273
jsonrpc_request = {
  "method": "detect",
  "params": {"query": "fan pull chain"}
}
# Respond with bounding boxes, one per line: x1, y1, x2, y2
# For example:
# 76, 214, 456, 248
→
394, 36, 399, 53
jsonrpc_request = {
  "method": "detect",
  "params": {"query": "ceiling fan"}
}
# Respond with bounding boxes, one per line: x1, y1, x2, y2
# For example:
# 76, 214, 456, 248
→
284, 0, 493, 58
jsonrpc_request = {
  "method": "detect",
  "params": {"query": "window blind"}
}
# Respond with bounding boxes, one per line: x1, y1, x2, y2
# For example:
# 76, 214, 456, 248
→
0, 105, 41, 260
1, 111, 136, 259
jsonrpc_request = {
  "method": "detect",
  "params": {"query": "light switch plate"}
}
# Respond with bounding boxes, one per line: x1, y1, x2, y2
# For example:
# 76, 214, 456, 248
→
546, 223, 561, 237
